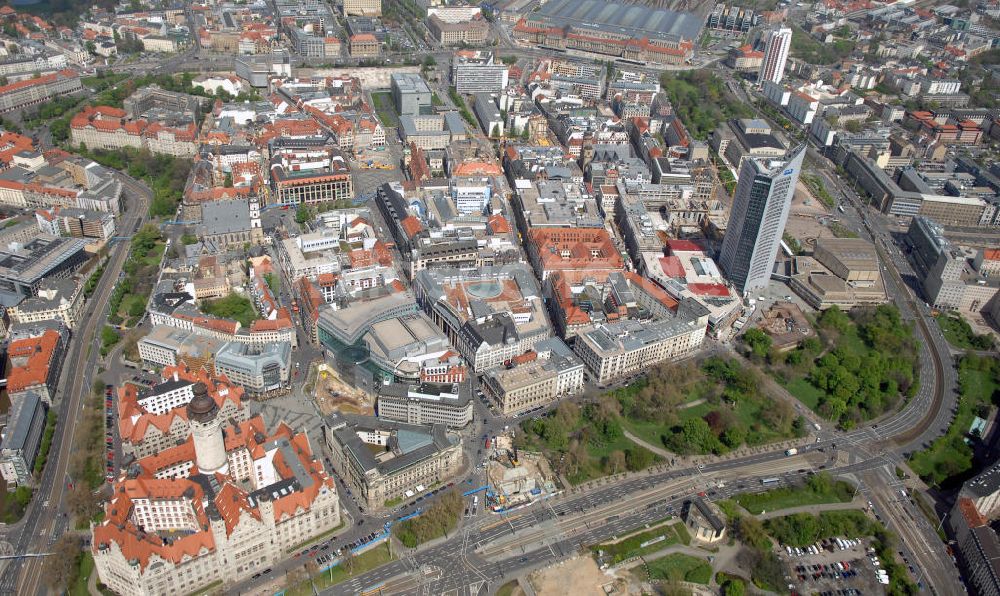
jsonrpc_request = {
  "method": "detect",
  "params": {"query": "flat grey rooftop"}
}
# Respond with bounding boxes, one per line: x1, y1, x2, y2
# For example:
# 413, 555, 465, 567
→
533, 0, 703, 42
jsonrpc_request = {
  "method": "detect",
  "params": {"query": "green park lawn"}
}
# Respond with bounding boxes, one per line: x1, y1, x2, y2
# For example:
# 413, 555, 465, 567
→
644, 553, 712, 584
735, 476, 855, 515
591, 519, 691, 564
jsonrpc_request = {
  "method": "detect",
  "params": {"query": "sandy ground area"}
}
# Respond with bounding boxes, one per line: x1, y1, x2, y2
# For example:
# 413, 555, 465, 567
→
528, 556, 622, 595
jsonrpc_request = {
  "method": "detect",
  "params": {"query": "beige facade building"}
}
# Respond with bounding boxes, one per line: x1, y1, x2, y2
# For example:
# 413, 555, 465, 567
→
0, 70, 82, 113
376, 382, 474, 428
573, 300, 709, 386
71, 106, 199, 158
349, 34, 380, 58
684, 497, 727, 544
481, 338, 584, 416
7, 279, 84, 329
325, 413, 464, 509
789, 237, 888, 310
427, 14, 489, 46
343, 0, 381, 16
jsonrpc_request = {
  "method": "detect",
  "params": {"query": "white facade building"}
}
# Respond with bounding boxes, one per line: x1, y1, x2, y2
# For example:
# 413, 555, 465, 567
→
757, 28, 792, 86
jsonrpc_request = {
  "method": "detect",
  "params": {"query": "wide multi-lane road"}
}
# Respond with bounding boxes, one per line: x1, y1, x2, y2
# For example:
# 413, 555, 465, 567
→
0, 175, 151, 596
323, 445, 946, 596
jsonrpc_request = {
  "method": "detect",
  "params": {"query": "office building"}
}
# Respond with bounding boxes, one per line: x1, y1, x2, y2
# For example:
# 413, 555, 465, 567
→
452, 51, 509, 94
949, 462, 1000, 596
7, 278, 85, 329
0, 391, 46, 488
0, 234, 89, 301
572, 299, 709, 385
757, 27, 792, 86
234, 52, 293, 88
718, 146, 805, 294
473, 93, 504, 137
324, 412, 464, 509
6, 328, 65, 406
36, 206, 116, 241
905, 216, 1000, 311
412, 267, 552, 372
480, 338, 585, 416
343, 0, 381, 16
137, 325, 227, 372
391, 73, 432, 117
213, 341, 292, 398
376, 381, 474, 428
525, 227, 625, 284
0, 70, 82, 113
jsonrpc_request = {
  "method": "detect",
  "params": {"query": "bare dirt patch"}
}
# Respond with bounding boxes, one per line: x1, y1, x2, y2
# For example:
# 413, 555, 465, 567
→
528, 556, 626, 595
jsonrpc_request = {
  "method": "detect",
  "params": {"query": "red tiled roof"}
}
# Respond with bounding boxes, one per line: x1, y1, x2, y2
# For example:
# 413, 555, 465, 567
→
958, 498, 987, 527
0, 70, 76, 96
658, 255, 686, 279
400, 215, 423, 239
6, 330, 60, 393
625, 271, 679, 310
687, 282, 731, 297
487, 214, 512, 234
666, 239, 703, 254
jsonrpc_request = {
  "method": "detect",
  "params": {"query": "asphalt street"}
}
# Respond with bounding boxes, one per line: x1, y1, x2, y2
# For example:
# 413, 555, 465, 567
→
0, 174, 151, 596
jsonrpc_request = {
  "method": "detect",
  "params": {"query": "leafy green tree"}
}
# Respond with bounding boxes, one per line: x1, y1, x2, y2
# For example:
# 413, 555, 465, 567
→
604, 450, 626, 474
721, 577, 746, 596
742, 328, 772, 361
43, 535, 83, 592
295, 204, 310, 224
735, 515, 770, 549
624, 446, 653, 471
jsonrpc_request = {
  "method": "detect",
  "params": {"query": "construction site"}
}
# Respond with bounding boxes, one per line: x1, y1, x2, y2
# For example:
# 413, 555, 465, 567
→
310, 362, 374, 416
758, 301, 815, 351
484, 432, 559, 513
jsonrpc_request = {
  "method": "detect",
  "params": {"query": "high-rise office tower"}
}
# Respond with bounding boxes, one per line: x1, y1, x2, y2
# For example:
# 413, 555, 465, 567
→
719, 146, 806, 294
757, 27, 793, 85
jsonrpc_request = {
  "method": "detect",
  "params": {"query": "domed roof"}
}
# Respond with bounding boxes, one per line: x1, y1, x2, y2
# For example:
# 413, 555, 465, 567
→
186, 382, 217, 423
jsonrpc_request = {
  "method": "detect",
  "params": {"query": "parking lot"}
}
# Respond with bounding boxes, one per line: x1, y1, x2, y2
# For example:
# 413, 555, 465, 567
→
781, 537, 888, 595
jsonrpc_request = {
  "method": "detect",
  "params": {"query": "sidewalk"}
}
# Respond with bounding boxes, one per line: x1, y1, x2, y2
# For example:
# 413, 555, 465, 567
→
623, 429, 671, 459
756, 499, 864, 520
